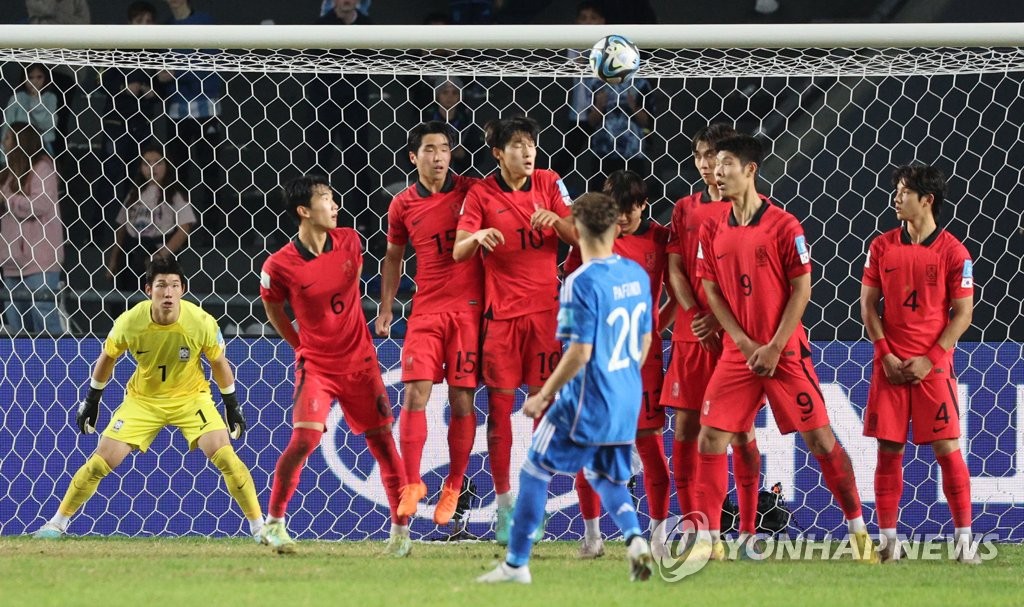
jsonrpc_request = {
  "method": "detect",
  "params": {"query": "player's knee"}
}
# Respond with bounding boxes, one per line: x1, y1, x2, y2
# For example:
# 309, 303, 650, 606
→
697, 426, 731, 454
210, 445, 244, 473
84, 454, 113, 480
403, 382, 432, 410
802, 426, 837, 455
449, 387, 475, 416
674, 410, 700, 441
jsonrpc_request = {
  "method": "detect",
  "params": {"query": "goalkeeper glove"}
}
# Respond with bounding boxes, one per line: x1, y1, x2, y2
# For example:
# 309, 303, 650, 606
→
222, 391, 246, 440
77, 386, 103, 434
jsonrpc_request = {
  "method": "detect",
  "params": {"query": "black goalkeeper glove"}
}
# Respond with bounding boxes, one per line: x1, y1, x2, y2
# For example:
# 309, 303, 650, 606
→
222, 391, 246, 439
77, 387, 103, 434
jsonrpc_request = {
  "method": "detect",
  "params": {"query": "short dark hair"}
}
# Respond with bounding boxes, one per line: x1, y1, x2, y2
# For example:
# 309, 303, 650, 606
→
20, 63, 49, 93
407, 121, 457, 153
283, 174, 332, 221
146, 255, 186, 287
602, 170, 647, 214
891, 164, 948, 219
691, 123, 737, 153
484, 116, 539, 150
127, 1, 157, 21
572, 192, 620, 237
576, 1, 606, 19
715, 134, 764, 168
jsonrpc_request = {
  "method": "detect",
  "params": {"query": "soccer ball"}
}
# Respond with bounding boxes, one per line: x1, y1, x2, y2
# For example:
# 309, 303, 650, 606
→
588, 34, 641, 84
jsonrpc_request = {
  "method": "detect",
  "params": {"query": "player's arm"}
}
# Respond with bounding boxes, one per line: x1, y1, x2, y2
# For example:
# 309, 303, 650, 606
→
668, 252, 721, 349
375, 242, 404, 337
550, 215, 579, 247
860, 283, 905, 385
901, 295, 973, 384
748, 273, 811, 377
453, 228, 504, 262
703, 278, 756, 360
262, 299, 300, 350
522, 342, 593, 418
209, 354, 246, 439
638, 331, 653, 367
76, 350, 118, 434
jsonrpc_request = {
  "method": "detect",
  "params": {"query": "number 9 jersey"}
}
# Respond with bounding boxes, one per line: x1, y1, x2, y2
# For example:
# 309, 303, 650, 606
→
260, 227, 379, 376
549, 255, 652, 446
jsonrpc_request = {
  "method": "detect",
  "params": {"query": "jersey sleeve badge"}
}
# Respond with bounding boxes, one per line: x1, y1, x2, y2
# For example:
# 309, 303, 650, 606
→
795, 235, 810, 264
961, 259, 974, 288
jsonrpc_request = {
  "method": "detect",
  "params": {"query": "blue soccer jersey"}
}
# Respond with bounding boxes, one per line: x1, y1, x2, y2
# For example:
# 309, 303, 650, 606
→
547, 254, 652, 445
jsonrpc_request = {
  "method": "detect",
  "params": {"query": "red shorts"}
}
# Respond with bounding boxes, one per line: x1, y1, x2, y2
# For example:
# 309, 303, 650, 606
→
661, 341, 718, 411
293, 364, 392, 434
701, 354, 830, 435
638, 360, 666, 431
401, 310, 481, 389
863, 367, 961, 445
481, 312, 561, 390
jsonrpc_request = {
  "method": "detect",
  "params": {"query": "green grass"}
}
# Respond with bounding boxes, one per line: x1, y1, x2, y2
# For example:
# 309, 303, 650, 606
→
2, 537, 1022, 607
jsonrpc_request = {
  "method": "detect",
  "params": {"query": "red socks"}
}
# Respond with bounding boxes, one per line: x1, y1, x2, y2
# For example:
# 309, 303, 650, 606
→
937, 449, 973, 529
673, 438, 698, 519
874, 450, 904, 529
446, 411, 476, 490
696, 452, 729, 533
487, 390, 515, 495
269, 427, 322, 519
814, 442, 863, 521
399, 408, 427, 486
732, 440, 761, 535
575, 471, 602, 519
636, 433, 670, 521
365, 431, 407, 524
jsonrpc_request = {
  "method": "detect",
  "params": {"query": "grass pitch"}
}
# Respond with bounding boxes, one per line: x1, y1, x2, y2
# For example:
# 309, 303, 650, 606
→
1, 536, 1021, 607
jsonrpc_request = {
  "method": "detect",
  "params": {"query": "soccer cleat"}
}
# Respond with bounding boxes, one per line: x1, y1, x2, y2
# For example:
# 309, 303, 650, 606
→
688, 539, 727, 562
397, 481, 427, 518
260, 521, 297, 555
851, 530, 880, 564
433, 485, 461, 526
877, 538, 905, 563
650, 536, 670, 561
578, 537, 605, 559
531, 512, 550, 543
626, 536, 654, 582
384, 529, 413, 558
476, 561, 532, 584
495, 504, 514, 545
32, 523, 65, 539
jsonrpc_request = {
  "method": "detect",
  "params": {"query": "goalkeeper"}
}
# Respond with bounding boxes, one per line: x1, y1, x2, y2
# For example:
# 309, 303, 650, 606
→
33, 256, 264, 540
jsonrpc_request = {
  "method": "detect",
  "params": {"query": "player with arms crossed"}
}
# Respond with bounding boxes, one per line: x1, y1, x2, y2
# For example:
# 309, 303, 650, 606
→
861, 164, 978, 564
453, 116, 576, 543
663, 124, 761, 544
563, 170, 672, 558
377, 121, 481, 525
34, 257, 262, 540
259, 176, 408, 555
694, 134, 876, 562
477, 192, 654, 584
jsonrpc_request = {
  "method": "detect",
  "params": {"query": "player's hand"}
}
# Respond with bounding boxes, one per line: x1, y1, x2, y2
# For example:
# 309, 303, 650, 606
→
880, 353, 906, 385
900, 356, 932, 385
222, 392, 246, 439
76, 387, 102, 434
748, 342, 782, 377
375, 306, 393, 337
530, 205, 560, 229
699, 332, 723, 355
690, 311, 720, 340
523, 392, 553, 419
735, 335, 760, 362
473, 228, 505, 252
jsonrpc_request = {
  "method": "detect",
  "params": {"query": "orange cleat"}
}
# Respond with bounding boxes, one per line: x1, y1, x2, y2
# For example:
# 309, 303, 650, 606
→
433, 485, 461, 525
397, 481, 427, 518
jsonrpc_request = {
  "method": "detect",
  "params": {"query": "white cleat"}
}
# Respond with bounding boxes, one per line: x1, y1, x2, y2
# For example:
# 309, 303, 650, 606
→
650, 537, 670, 561
32, 523, 65, 539
476, 561, 532, 584
627, 537, 654, 582
578, 537, 605, 559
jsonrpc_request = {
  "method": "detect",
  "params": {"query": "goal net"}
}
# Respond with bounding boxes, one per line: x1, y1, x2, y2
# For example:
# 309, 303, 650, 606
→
1, 24, 1021, 542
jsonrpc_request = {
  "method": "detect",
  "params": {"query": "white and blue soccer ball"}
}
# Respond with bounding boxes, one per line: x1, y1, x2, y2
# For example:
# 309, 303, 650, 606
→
588, 34, 641, 84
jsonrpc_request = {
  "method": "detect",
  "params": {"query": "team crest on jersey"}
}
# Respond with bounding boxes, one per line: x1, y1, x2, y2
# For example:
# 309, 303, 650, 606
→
926, 264, 939, 286
794, 235, 810, 264
702, 400, 711, 416
755, 245, 769, 267
961, 259, 974, 288
645, 251, 657, 269
260, 270, 271, 290
556, 178, 572, 205
179, 347, 190, 362
672, 382, 680, 397
112, 419, 124, 432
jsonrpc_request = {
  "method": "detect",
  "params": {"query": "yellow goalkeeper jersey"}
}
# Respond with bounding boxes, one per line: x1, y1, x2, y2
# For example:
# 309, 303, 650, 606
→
104, 300, 225, 402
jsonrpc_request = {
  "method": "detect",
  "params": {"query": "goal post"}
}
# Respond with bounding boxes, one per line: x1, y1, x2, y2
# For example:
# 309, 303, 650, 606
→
0, 23, 1021, 542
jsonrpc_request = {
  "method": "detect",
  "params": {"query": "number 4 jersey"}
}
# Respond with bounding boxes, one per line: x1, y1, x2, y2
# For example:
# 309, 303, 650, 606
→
260, 227, 378, 375
550, 254, 653, 446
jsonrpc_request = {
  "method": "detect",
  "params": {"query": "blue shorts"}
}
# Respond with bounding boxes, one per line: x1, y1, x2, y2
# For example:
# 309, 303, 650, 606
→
525, 418, 633, 485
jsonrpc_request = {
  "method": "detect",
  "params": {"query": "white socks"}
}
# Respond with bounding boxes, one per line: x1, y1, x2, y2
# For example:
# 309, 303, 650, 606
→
583, 517, 601, 541
496, 492, 514, 509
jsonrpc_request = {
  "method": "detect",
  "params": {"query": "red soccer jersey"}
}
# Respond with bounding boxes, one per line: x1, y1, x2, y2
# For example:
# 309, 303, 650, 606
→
260, 227, 378, 375
862, 227, 973, 378
387, 173, 483, 315
666, 190, 730, 342
457, 168, 573, 320
697, 198, 812, 362
564, 219, 670, 334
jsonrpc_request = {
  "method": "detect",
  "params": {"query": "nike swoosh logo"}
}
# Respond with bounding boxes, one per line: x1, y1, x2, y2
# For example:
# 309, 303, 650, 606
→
301, 283, 316, 290
884, 268, 897, 273
411, 218, 423, 226
716, 253, 728, 259
454, 374, 469, 380
236, 479, 248, 491
199, 422, 210, 430
136, 350, 149, 355
497, 207, 512, 214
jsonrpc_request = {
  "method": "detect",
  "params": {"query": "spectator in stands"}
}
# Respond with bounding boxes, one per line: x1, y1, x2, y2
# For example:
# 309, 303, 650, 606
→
0, 122, 64, 335
422, 78, 485, 176
2, 64, 58, 163
319, 0, 371, 17
158, 0, 225, 242
106, 143, 195, 296
24, 0, 90, 24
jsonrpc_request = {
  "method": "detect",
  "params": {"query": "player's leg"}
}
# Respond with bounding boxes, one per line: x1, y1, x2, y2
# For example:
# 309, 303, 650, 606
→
521, 312, 562, 543
636, 366, 670, 557
397, 380, 432, 518
672, 409, 700, 520
588, 444, 652, 582
435, 385, 477, 525
863, 371, 911, 562
192, 411, 264, 543
480, 317, 520, 542
574, 470, 604, 557
730, 427, 761, 548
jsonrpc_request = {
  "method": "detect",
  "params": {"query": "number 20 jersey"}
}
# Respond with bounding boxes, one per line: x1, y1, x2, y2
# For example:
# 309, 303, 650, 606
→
260, 227, 378, 375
